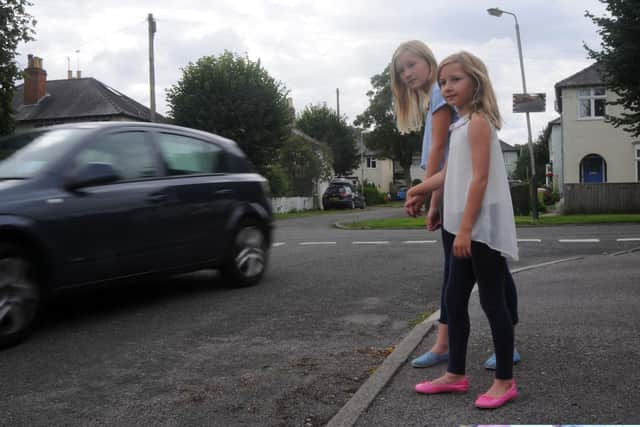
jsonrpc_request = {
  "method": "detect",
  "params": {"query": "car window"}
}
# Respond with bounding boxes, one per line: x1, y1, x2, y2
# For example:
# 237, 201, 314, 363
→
156, 133, 223, 175
0, 129, 88, 178
73, 131, 158, 180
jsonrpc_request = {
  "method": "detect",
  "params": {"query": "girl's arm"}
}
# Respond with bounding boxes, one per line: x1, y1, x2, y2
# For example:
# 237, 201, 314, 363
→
424, 107, 453, 179
407, 164, 446, 198
405, 106, 452, 217
424, 107, 453, 229
453, 114, 491, 258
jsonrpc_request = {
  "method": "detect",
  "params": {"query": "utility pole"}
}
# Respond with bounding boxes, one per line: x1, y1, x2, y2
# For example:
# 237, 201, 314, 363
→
148, 13, 157, 122
336, 88, 340, 118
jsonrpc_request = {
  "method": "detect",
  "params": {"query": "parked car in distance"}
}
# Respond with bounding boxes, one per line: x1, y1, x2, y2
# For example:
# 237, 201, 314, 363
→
0, 121, 273, 349
396, 185, 409, 201
322, 178, 366, 210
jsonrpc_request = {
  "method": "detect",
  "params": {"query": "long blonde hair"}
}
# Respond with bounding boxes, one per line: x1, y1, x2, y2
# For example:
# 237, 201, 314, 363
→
437, 51, 502, 129
391, 40, 438, 134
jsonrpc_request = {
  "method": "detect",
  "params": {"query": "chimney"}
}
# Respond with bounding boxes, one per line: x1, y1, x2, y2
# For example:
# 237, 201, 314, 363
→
24, 54, 47, 105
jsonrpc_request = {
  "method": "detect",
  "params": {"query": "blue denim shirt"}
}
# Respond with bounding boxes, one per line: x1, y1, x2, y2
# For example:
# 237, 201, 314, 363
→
420, 84, 457, 170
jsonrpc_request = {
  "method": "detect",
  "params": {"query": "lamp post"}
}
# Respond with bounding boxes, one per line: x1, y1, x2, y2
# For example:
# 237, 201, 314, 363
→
487, 7, 538, 219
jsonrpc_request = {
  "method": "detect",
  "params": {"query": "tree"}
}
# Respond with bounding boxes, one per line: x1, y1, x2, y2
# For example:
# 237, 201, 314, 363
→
354, 64, 421, 185
0, 0, 36, 135
295, 104, 358, 175
166, 51, 292, 173
512, 124, 551, 187
585, 0, 640, 137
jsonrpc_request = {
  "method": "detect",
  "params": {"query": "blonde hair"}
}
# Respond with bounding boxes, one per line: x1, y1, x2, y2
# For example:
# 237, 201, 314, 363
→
437, 51, 502, 129
391, 40, 438, 134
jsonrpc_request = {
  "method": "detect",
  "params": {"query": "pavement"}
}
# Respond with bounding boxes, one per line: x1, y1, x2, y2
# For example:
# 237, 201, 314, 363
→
327, 247, 640, 426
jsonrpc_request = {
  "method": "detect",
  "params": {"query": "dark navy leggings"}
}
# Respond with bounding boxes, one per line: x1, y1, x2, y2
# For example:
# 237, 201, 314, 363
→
439, 228, 518, 326
444, 230, 515, 379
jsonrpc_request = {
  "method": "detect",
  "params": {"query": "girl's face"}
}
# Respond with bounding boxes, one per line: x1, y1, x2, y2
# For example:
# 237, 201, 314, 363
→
438, 62, 474, 113
395, 50, 431, 91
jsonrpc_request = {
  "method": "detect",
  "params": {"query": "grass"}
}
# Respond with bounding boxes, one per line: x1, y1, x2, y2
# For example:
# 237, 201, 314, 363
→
274, 201, 403, 220
339, 213, 640, 229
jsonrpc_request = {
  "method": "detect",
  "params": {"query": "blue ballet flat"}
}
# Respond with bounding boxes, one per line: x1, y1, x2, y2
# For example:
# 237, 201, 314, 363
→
411, 351, 449, 368
484, 349, 521, 370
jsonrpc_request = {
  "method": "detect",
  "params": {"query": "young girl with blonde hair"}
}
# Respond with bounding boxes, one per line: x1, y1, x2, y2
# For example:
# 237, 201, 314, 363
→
392, 41, 520, 371
409, 51, 519, 409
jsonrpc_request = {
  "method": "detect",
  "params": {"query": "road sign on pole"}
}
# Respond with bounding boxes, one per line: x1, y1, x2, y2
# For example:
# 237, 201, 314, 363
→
513, 93, 546, 113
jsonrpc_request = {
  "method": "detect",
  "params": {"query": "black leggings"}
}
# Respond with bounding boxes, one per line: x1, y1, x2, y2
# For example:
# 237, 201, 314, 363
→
439, 228, 518, 325
445, 232, 515, 380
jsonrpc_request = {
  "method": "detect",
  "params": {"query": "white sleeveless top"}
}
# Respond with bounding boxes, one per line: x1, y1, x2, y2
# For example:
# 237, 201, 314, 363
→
443, 115, 519, 261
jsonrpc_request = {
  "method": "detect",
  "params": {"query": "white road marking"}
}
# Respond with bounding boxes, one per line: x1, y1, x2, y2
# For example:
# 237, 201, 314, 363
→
402, 240, 437, 244
272, 242, 286, 247
299, 241, 337, 245
352, 241, 389, 245
558, 238, 600, 243
616, 238, 640, 242
517, 239, 542, 243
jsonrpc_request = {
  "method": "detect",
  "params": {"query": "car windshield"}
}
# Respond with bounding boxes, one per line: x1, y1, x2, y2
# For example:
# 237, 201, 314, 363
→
0, 128, 88, 179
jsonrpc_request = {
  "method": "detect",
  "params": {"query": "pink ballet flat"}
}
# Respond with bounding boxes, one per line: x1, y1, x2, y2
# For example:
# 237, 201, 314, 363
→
415, 377, 469, 394
474, 380, 518, 409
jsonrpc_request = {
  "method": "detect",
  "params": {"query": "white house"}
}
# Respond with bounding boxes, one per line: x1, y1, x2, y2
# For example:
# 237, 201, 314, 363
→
554, 63, 638, 186
352, 148, 394, 193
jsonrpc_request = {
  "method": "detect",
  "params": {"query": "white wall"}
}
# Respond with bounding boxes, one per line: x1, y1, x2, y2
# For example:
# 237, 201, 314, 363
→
550, 122, 563, 193
271, 197, 315, 214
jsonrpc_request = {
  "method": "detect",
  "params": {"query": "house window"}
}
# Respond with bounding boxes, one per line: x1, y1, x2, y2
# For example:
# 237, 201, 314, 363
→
578, 87, 606, 118
366, 156, 377, 168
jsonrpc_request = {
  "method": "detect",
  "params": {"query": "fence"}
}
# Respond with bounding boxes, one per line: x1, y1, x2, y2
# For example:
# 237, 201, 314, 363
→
562, 183, 640, 214
271, 196, 318, 214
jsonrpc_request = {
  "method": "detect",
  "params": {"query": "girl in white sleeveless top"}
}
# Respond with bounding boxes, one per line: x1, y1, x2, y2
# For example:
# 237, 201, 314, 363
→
407, 51, 519, 409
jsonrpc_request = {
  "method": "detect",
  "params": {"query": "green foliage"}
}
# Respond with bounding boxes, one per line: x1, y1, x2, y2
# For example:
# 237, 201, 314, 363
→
0, 0, 37, 135
264, 164, 289, 197
278, 133, 333, 196
363, 182, 387, 205
166, 51, 292, 174
511, 124, 550, 187
295, 104, 357, 175
354, 64, 422, 185
510, 183, 531, 216
585, 0, 640, 137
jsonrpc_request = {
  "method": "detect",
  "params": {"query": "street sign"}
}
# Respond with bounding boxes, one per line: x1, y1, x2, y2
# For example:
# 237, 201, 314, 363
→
512, 93, 546, 113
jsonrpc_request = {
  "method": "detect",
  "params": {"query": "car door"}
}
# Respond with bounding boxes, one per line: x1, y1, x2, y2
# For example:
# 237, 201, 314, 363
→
152, 131, 234, 266
51, 129, 171, 285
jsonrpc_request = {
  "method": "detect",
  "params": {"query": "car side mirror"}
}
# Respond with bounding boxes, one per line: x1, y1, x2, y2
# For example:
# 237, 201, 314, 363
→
65, 162, 120, 190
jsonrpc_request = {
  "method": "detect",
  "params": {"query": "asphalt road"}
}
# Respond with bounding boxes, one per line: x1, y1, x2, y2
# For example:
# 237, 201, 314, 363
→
2, 206, 639, 426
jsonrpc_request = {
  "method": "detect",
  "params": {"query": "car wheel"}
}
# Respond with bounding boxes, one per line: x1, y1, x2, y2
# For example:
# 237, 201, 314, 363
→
0, 244, 41, 349
221, 220, 268, 287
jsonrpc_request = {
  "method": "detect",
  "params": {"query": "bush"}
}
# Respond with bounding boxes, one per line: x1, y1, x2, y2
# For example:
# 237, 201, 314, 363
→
510, 183, 530, 215
363, 182, 387, 205
265, 164, 289, 197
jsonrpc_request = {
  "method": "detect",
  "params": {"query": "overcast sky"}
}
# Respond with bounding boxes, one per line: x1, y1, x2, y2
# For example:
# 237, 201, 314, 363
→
17, 0, 608, 146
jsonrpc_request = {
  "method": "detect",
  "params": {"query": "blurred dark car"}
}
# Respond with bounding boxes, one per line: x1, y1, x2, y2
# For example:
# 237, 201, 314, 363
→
0, 122, 273, 349
322, 178, 366, 210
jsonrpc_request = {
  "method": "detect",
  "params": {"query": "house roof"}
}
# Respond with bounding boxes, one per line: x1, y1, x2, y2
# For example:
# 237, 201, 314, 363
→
12, 77, 163, 123
555, 62, 604, 89
499, 139, 519, 152
554, 63, 604, 113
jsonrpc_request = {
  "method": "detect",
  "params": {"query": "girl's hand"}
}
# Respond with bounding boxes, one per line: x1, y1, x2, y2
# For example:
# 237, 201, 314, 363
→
453, 232, 472, 258
404, 193, 425, 217
426, 207, 441, 231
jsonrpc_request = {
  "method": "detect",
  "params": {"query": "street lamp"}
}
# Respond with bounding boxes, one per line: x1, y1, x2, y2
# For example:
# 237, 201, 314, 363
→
487, 7, 539, 219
